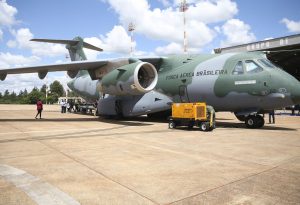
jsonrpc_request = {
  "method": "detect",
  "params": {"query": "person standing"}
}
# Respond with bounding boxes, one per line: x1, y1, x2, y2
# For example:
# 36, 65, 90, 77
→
269, 110, 275, 124
35, 99, 43, 119
60, 99, 65, 113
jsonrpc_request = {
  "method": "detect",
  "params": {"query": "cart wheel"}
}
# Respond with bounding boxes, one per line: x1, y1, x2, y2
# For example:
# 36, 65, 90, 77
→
200, 122, 209, 131
169, 121, 176, 129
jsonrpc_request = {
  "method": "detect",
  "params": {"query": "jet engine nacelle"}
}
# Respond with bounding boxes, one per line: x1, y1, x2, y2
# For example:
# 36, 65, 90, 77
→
100, 61, 158, 95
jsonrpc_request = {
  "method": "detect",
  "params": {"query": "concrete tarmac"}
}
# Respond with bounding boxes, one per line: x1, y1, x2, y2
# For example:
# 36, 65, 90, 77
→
0, 104, 299, 205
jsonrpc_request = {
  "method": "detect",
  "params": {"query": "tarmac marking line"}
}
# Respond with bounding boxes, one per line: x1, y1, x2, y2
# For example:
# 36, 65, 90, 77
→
0, 127, 123, 135
38, 140, 160, 205
0, 164, 81, 205
0, 128, 172, 144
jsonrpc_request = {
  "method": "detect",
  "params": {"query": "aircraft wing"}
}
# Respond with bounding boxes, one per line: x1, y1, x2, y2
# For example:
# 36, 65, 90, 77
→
0, 56, 164, 81
0, 60, 108, 81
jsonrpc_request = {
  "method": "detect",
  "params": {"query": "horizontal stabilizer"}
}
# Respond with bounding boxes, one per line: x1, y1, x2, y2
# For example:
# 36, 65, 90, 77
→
30, 38, 103, 51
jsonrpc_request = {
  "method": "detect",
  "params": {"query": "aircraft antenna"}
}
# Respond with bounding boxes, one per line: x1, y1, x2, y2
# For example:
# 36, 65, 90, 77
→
180, 0, 188, 54
128, 22, 135, 56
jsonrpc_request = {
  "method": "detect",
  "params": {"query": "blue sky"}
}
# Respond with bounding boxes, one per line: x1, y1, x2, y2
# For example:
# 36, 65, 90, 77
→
0, 0, 300, 93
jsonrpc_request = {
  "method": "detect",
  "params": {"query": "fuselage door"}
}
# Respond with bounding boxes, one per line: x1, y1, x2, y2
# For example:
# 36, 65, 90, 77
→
179, 85, 190, 102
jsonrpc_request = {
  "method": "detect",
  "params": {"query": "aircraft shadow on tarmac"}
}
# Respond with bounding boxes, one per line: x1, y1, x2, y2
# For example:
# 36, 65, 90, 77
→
0, 117, 296, 131
215, 121, 296, 131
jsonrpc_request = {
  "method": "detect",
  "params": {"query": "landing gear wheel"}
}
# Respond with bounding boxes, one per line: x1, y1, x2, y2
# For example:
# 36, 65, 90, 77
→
245, 116, 256, 129
200, 122, 210, 131
255, 115, 265, 128
245, 115, 264, 129
169, 121, 176, 129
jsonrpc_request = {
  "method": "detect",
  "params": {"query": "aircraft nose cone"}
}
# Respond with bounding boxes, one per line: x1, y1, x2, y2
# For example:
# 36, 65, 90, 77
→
291, 82, 300, 104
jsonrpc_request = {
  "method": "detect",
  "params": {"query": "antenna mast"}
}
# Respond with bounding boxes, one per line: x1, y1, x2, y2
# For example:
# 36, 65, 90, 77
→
128, 22, 135, 56
180, 0, 188, 54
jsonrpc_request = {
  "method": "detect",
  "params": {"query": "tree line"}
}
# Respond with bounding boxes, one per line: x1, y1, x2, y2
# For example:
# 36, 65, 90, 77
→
0, 80, 77, 104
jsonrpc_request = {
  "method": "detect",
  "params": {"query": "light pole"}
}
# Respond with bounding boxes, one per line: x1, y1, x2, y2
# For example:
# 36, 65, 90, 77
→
128, 22, 135, 56
180, 0, 188, 54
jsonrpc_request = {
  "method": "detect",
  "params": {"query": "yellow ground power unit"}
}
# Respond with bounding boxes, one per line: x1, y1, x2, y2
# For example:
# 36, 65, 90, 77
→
168, 102, 216, 131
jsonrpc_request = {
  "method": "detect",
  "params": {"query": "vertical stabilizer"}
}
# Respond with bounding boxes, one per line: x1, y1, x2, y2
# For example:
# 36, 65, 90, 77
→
30, 36, 103, 76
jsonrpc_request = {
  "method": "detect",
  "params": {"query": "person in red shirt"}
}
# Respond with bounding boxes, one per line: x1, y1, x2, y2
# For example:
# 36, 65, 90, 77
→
35, 99, 43, 119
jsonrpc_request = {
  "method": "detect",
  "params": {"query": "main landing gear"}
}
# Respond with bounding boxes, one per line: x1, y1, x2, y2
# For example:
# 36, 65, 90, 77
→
245, 115, 265, 129
235, 113, 265, 129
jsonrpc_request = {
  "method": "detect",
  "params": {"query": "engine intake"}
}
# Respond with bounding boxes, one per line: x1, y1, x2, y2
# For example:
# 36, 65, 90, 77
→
100, 61, 158, 95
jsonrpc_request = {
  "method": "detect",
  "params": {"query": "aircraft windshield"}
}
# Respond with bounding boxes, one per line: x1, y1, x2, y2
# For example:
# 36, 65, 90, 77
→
245, 60, 263, 74
232, 61, 244, 75
258, 59, 276, 69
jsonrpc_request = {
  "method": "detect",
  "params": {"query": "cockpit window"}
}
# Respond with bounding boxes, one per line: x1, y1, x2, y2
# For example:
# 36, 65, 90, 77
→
245, 60, 263, 74
232, 61, 244, 75
258, 59, 276, 69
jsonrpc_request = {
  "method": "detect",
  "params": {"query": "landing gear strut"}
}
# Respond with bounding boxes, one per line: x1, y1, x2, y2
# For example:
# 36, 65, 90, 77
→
245, 115, 264, 129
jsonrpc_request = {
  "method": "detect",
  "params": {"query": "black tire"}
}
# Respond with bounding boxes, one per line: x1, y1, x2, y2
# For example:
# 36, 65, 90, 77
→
200, 122, 210, 131
255, 115, 265, 128
208, 123, 215, 131
245, 116, 256, 128
169, 121, 176, 129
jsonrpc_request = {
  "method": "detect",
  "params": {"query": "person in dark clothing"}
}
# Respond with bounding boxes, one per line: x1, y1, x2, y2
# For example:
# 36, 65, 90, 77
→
35, 99, 43, 119
269, 110, 275, 124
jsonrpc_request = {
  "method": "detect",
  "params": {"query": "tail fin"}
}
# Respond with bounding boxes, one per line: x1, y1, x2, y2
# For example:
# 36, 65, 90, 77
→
31, 36, 103, 61
31, 36, 103, 76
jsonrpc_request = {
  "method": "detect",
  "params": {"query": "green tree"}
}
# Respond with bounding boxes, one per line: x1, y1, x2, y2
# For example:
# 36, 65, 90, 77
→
40, 84, 47, 94
23, 89, 28, 96
0, 92, 2, 98
10, 91, 17, 102
27, 89, 43, 104
18, 90, 24, 97
49, 80, 65, 102
4, 90, 9, 97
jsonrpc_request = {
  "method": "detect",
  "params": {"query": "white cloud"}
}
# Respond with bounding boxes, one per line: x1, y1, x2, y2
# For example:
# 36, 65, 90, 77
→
9, 28, 66, 57
280, 18, 300, 33
0, 29, 3, 40
155, 42, 183, 55
221, 19, 256, 47
103, 0, 237, 50
83, 25, 136, 59
100, 25, 134, 53
0, 52, 40, 68
0, 0, 18, 27
185, 0, 238, 24
6, 39, 17, 47
155, 41, 201, 55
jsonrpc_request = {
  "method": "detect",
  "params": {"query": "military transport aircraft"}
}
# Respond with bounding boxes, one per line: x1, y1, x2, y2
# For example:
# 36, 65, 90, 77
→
1, 37, 300, 128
